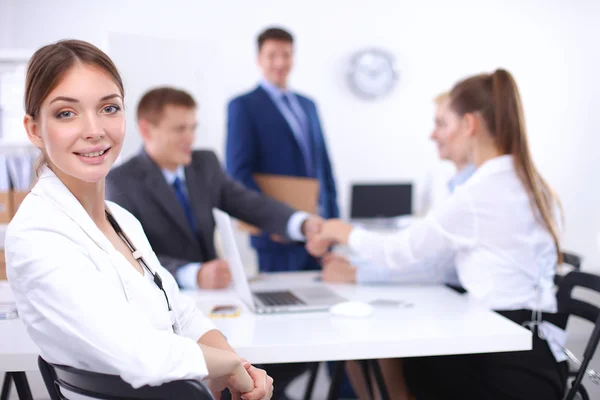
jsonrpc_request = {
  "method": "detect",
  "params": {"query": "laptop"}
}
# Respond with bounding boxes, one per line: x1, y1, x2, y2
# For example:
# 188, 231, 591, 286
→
212, 208, 346, 314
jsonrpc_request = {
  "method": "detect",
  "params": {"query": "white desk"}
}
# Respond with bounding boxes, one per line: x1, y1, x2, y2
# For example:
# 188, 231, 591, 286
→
0, 272, 531, 372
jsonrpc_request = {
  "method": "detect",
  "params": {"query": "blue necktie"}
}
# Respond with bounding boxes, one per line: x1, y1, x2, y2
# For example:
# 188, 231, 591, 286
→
281, 94, 314, 176
172, 177, 197, 235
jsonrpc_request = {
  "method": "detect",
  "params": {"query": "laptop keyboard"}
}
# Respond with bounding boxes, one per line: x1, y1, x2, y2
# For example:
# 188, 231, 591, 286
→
254, 291, 306, 306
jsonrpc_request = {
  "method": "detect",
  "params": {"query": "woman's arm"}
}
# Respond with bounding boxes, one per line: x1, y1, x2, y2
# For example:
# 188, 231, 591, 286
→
198, 342, 252, 389
155, 249, 271, 399
308, 190, 477, 273
197, 330, 248, 380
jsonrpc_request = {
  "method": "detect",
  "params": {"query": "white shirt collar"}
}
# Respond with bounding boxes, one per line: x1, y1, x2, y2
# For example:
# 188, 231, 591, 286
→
476, 154, 513, 175
31, 166, 114, 252
161, 165, 186, 186
466, 155, 513, 186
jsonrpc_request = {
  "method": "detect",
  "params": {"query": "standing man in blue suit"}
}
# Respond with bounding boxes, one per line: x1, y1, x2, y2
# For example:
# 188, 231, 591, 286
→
226, 27, 339, 274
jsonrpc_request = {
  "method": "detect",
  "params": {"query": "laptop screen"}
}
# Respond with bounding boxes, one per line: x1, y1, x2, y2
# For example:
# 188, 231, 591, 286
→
212, 208, 256, 310
350, 183, 412, 219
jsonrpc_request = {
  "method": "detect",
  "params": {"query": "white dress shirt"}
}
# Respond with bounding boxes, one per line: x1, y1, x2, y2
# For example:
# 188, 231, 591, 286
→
414, 160, 458, 217
356, 163, 476, 286
5, 167, 216, 388
349, 155, 559, 312
162, 165, 309, 289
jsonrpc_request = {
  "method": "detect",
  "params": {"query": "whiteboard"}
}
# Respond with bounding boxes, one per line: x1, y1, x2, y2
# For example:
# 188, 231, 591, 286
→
107, 33, 205, 165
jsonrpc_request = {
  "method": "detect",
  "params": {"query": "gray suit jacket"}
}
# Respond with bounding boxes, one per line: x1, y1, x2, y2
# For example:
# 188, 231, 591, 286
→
106, 150, 296, 279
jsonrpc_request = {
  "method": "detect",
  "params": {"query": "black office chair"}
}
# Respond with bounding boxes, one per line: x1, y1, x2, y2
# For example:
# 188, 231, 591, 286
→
556, 271, 600, 400
302, 362, 320, 400
554, 251, 583, 286
1, 371, 33, 400
38, 356, 214, 400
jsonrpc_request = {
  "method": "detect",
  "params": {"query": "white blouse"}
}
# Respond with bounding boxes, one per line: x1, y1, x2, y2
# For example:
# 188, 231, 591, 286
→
349, 155, 559, 312
5, 168, 216, 388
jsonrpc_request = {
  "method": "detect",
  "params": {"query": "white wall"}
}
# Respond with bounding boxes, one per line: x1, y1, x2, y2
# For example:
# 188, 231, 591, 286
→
1, 0, 599, 268
0, 1, 14, 48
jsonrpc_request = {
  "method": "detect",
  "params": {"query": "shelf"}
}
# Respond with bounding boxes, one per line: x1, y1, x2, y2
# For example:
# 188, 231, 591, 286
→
0, 223, 6, 250
0, 140, 35, 154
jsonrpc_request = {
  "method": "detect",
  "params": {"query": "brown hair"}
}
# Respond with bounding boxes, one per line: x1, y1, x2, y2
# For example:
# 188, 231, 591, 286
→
257, 27, 294, 51
25, 39, 124, 175
449, 69, 562, 262
136, 87, 196, 125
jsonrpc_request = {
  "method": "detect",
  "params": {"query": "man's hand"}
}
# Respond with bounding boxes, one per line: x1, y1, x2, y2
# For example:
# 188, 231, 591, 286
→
321, 253, 357, 283
301, 215, 324, 240
306, 236, 333, 258
306, 219, 353, 257
197, 259, 232, 289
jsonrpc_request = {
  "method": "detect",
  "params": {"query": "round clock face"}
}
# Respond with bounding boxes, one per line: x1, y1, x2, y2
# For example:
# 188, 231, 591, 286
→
347, 49, 398, 99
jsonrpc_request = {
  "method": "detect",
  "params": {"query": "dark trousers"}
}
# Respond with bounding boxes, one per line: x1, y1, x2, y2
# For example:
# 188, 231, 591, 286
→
403, 309, 568, 400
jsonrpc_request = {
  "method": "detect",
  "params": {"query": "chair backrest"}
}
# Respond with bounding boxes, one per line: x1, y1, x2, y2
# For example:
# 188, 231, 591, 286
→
557, 271, 600, 323
556, 271, 600, 400
554, 251, 583, 286
562, 252, 583, 270
38, 356, 214, 400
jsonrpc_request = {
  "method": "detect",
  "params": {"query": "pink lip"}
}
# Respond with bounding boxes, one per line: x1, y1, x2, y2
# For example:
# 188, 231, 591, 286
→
75, 147, 111, 165
75, 145, 111, 154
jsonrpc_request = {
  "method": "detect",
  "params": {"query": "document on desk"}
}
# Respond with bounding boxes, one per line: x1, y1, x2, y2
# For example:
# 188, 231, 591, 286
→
238, 174, 320, 234
0, 302, 18, 320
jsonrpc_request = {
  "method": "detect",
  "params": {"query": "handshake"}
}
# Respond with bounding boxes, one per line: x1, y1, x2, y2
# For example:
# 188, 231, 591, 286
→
301, 216, 354, 257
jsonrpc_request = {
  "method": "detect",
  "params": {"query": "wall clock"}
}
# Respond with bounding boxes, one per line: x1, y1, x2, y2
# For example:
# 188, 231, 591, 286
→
347, 48, 399, 100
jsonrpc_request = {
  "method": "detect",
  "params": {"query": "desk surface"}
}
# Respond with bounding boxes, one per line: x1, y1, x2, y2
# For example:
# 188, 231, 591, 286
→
0, 272, 531, 372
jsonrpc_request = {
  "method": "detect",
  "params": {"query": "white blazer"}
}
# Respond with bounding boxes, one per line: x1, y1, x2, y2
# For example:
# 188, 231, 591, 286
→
5, 168, 215, 388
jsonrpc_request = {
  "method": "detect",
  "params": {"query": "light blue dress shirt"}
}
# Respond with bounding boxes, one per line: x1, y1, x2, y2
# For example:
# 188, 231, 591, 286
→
447, 163, 477, 194
260, 79, 314, 176
163, 165, 309, 289
356, 163, 476, 284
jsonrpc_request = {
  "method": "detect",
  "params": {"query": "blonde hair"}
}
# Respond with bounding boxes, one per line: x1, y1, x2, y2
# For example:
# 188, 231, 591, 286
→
434, 91, 450, 105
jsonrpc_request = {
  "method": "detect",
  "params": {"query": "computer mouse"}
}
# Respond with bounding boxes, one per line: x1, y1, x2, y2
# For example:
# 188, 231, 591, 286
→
329, 301, 374, 318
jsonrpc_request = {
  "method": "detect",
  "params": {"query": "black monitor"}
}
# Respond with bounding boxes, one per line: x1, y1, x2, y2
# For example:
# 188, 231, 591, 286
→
350, 183, 412, 219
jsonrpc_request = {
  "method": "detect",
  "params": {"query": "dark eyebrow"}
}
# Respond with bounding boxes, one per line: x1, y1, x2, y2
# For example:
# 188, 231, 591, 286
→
49, 96, 79, 104
100, 94, 122, 102
49, 94, 122, 105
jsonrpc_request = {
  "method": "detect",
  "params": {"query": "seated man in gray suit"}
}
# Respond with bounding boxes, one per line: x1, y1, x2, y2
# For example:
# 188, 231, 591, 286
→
106, 87, 321, 291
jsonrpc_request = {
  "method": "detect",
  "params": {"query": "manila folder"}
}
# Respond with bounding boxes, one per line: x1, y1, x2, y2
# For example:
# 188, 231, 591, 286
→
237, 174, 319, 234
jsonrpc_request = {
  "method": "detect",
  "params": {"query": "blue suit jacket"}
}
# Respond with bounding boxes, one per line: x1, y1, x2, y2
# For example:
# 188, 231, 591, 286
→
226, 86, 339, 269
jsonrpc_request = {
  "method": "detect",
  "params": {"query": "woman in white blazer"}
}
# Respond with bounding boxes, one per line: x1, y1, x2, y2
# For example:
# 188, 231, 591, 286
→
307, 70, 567, 400
5, 39, 272, 400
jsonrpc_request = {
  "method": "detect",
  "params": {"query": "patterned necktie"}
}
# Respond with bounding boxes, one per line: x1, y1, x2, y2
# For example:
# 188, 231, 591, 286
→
172, 177, 197, 235
281, 94, 314, 176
